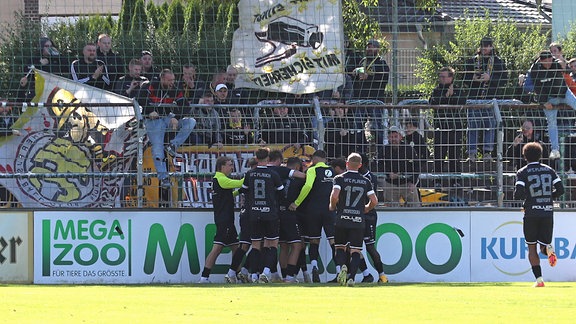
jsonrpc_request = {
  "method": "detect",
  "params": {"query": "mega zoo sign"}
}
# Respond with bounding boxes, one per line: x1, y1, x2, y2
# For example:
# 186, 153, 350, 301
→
33, 211, 576, 284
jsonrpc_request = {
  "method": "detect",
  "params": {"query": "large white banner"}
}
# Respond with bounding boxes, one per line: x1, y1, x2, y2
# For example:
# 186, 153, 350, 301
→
0, 70, 139, 207
231, 0, 344, 94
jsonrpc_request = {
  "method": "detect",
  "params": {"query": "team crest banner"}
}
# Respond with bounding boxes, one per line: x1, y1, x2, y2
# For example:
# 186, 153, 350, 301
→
231, 0, 344, 94
0, 69, 138, 208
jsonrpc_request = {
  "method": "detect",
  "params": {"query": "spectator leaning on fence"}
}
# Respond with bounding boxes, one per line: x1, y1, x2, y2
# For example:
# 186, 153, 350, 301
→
221, 107, 255, 145
506, 119, 549, 170
190, 91, 223, 149
378, 126, 421, 207
143, 69, 196, 189
528, 50, 576, 160
429, 66, 466, 173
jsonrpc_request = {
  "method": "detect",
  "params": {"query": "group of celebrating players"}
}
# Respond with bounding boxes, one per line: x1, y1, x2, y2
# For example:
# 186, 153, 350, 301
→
198, 148, 388, 286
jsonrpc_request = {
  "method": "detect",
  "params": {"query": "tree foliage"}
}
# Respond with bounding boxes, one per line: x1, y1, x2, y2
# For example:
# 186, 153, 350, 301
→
415, 11, 550, 96
342, 0, 389, 53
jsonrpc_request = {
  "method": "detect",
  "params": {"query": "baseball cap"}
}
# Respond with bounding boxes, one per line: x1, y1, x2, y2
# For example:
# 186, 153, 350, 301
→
215, 84, 228, 91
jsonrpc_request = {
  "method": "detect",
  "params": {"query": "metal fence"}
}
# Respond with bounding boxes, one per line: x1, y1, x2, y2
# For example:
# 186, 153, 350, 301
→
2, 98, 576, 209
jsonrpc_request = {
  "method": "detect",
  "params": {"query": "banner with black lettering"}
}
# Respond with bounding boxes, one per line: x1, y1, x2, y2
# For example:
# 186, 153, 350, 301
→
0, 69, 138, 208
231, 0, 344, 94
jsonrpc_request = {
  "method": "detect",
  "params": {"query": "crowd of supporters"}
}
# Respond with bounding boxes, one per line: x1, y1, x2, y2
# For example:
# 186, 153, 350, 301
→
6, 34, 576, 206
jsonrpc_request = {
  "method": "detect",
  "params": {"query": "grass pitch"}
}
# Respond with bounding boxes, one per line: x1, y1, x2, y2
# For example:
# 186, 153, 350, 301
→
2, 282, 575, 323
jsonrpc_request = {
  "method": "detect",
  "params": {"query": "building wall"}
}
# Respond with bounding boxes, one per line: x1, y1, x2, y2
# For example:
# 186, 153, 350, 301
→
38, 0, 167, 16
552, 0, 576, 39
0, 1, 24, 26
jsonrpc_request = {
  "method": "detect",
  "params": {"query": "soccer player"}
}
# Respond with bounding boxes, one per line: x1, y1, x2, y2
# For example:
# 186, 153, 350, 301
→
289, 150, 336, 283
279, 157, 306, 283
329, 153, 378, 286
225, 157, 258, 284
267, 150, 306, 282
198, 156, 243, 283
514, 142, 564, 287
242, 148, 284, 283
358, 153, 388, 284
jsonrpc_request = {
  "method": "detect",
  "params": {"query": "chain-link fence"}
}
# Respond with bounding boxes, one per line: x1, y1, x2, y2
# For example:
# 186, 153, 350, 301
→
2, 0, 575, 209
2, 94, 576, 209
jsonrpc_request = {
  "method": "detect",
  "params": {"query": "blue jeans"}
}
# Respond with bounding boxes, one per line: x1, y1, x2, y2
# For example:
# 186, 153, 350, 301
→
545, 89, 576, 151
144, 114, 196, 180
467, 107, 495, 155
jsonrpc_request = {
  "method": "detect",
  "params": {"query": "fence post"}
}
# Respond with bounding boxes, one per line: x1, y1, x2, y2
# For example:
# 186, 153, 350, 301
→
312, 97, 325, 150
493, 99, 504, 207
133, 100, 145, 208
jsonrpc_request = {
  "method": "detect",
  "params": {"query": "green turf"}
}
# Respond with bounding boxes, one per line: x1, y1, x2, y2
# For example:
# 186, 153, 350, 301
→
2, 282, 575, 323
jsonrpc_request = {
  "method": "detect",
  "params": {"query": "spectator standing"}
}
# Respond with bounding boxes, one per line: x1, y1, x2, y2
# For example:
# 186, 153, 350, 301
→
113, 58, 148, 98
429, 66, 466, 173
378, 126, 421, 207
323, 103, 368, 159
463, 37, 507, 161
143, 69, 196, 189
96, 34, 124, 87
70, 43, 111, 90
179, 64, 206, 105
514, 142, 563, 287
329, 153, 378, 286
225, 65, 238, 90
18, 37, 69, 100
352, 40, 389, 102
141, 50, 160, 82
351, 40, 390, 145
259, 101, 309, 149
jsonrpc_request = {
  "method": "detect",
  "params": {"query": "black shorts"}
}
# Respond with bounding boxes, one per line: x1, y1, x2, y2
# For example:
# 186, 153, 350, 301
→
302, 210, 335, 240
523, 216, 554, 245
334, 226, 364, 250
279, 209, 303, 243
363, 217, 377, 245
250, 217, 280, 241
213, 221, 239, 247
238, 208, 251, 244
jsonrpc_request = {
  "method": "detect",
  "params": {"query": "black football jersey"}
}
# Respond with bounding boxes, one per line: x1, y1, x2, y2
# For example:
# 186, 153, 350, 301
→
514, 162, 564, 217
333, 170, 375, 228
